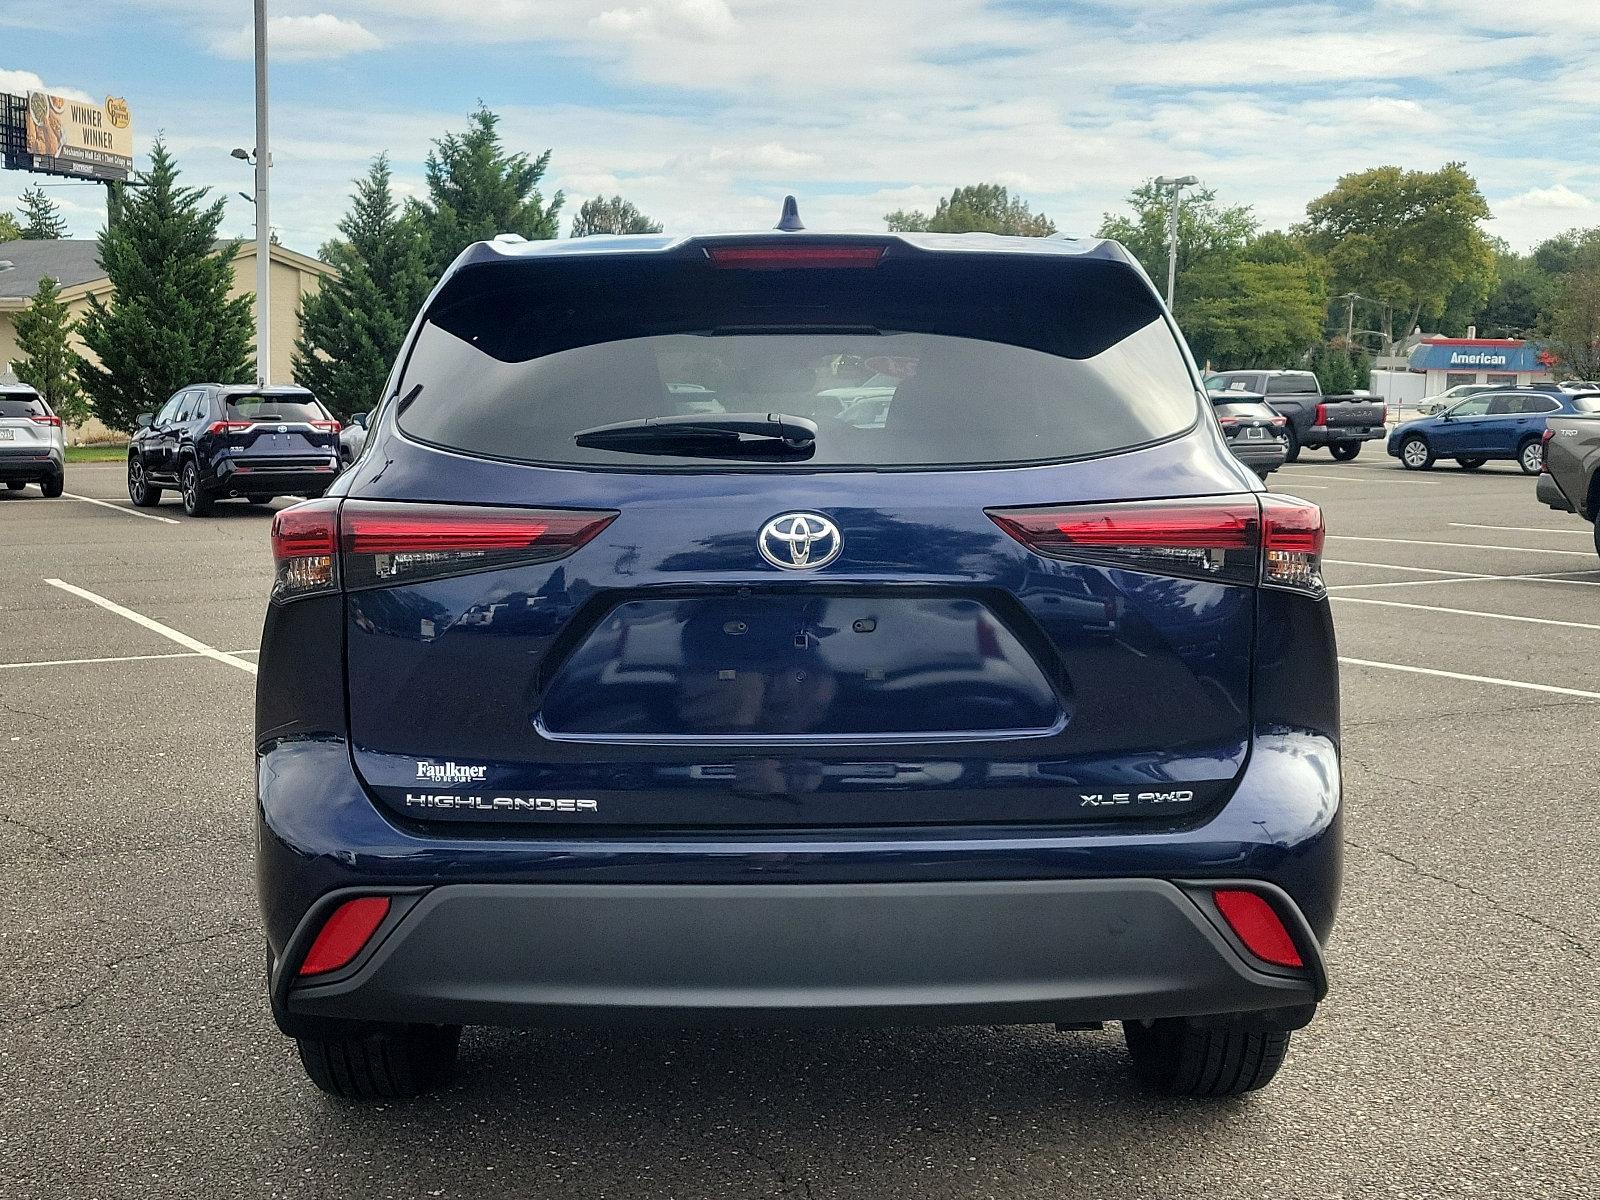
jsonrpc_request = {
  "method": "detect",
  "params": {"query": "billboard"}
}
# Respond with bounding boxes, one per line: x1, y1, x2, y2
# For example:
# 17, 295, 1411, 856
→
17, 90, 133, 182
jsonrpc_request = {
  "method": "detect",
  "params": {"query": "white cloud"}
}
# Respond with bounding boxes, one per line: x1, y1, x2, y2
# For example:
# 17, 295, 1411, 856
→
0, 67, 94, 103
211, 14, 382, 62
592, 0, 735, 39
1497, 185, 1598, 213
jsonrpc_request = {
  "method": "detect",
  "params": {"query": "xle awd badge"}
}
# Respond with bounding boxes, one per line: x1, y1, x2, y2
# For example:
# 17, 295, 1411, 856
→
759, 513, 842, 570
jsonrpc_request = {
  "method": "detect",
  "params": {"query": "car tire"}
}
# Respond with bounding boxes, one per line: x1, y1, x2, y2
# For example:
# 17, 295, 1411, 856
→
1123, 1018, 1291, 1098
1399, 436, 1434, 470
127, 455, 162, 506
180, 458, 214, 517
1282, 428, 1301, 463
1329, 443, 1361, 461
6, 481, 24, 492
296, 1024, 461, 1100
40, 471, 64, 498
1456, 457, 1487, 470
1518, 438, 1543, 475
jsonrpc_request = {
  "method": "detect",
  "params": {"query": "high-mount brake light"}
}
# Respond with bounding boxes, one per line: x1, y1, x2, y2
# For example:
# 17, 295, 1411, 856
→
340, 501, 617, 590
270, 498, 340, 603
706, 245, 885, 270
987, 494, 1325, 596
30, 414, 62, 427
208, 420, 254, 435
1213, 889, 1303, 968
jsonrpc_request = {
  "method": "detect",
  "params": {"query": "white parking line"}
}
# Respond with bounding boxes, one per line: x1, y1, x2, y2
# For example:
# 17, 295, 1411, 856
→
0, 648, 260, 671
42, 579, 257, 675
1339, 656, 1600, 701
58, 493, 179, 525
1280, 471, 1440, 486
1449, 522, 1590, 537
1330, 570, 1600, 592
1329, 534, 1594, 557
1333, 596, 1600, 632
1325, 559, 1495, 579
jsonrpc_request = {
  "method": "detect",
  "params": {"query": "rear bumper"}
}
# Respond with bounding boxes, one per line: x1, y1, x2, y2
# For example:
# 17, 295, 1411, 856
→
213, 459, 337, 496
1228, 441, 1288, 470
1304, 425, 1385, 447
0, 452, 62, 481
276, 877, 1322, 1032
1536, 471, 1576, 513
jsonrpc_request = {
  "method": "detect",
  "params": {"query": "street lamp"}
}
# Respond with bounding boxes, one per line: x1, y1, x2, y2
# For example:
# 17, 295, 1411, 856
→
249, 0, 271, 385
1153, 175, 1198, 309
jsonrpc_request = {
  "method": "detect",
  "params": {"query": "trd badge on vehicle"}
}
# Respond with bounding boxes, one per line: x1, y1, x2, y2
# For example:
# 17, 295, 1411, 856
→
758, 512, 842, 570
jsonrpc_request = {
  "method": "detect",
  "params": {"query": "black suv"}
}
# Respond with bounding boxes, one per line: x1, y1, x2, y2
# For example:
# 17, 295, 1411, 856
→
128, 384, 341, 516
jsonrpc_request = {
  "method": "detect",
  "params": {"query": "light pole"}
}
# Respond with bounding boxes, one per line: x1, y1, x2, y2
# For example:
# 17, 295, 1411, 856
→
253, 0, 270, 384
1154, 175, 1197, 309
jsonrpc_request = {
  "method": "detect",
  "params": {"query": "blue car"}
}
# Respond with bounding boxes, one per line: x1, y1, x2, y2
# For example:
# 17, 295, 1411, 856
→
256, 217, 1342, 1101
1388, 389, 1582, 474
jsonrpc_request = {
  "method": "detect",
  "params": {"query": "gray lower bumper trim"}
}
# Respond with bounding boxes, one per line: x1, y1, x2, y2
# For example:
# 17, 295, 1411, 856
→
286, 879, 1319, 1029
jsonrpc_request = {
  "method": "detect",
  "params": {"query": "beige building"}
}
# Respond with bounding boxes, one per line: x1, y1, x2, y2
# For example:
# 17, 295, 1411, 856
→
0, 238, 333, 443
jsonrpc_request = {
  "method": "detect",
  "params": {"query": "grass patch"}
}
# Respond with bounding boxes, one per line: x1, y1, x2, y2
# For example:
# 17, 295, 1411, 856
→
66, 445, 129, 463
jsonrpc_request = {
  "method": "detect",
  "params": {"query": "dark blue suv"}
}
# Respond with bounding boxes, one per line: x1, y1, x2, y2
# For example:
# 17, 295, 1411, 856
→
128, 384, 341, 516
257, 228, 1342, 1101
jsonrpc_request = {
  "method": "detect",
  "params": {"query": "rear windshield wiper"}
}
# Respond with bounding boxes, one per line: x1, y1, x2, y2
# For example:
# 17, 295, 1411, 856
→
574, 412, 817, 458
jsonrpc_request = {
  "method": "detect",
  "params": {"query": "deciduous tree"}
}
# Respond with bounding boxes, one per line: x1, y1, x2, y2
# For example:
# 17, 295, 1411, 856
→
0, 212, 21, 241
570, 195, 662, 236
76, 139, 255, 433
1097, 181, 1256, 284
1301, 163, 1495, 350
885, 184, 1055, 236
1547, 265, 1600, 380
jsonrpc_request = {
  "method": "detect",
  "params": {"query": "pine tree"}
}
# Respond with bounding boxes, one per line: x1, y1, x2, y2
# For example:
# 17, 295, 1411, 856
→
293, 155, 433, 419
17, 185, 68, 239
570, 195, 663, 237
77, 138, 255, 433
414, 105, 562, 275
11, 275, 88, 424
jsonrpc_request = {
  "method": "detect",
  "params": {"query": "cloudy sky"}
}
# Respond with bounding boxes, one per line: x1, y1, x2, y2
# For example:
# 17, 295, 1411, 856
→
3, 0, 1599, 256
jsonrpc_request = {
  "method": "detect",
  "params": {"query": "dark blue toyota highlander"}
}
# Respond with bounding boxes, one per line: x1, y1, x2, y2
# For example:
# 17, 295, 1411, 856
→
256, 223, 1341, 1100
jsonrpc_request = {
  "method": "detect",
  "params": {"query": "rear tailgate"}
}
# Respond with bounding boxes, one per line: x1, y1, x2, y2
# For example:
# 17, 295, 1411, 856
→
0, 397, 58, 460
330, 239, 1296, 831
1318, 398, 1386, 429
221, 394, 339, 464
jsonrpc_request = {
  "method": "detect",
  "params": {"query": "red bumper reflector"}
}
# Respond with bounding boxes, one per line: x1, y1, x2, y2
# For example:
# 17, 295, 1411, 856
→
1213, 889, 1303, 968
298, 896, 392, 977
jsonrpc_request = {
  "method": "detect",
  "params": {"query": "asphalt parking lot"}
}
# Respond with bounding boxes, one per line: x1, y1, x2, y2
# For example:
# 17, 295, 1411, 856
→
2, 457, 1597, 1200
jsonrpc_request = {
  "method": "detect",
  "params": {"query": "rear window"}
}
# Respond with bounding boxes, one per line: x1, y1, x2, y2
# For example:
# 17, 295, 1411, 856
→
1211, 401, 1276, 420
396, 252, 1201, 469
1572, 396, 1600, 414
0, 395, 46, 419
225, 393, 327, 422
1266, 375, 1319, 395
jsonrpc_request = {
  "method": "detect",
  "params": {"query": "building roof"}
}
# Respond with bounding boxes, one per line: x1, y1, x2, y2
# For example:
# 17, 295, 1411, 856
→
0, 237, 332, 308
0, 239, 107, 299
1409, 338, 1548, 373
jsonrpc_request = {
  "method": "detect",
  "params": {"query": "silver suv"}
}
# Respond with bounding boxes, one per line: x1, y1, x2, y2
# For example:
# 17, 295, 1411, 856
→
0, 385, 66, 497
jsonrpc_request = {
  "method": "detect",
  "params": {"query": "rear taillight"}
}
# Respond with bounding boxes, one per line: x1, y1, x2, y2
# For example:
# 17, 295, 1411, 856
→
1313, 403, 1327, 426
1259, 494, 1325, 595
1539, 428, 1555, 473
312, 419, 341, 433
706, 244, 885, 269
1216, 416, 1240, 427
271, 498, 340, 602
208, 420, 253, 435
987, 495, 1325, 596
29, 414, 62, 427
339, 501, 617, 590
1269, 415, 1288, 427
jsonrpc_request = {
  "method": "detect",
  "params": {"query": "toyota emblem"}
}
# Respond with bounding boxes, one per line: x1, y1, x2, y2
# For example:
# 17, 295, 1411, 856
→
758, 513, 842, 570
